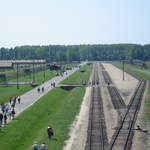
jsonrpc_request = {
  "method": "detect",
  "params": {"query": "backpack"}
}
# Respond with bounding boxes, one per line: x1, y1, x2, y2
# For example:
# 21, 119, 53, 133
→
48, 128, 54, 135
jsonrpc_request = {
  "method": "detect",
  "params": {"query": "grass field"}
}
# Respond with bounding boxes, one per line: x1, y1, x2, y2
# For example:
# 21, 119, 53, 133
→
2, 62, 79, 83
112, 62, 150, 81
0, 87, 85, 150
0, 85, 32, 104
0, 63, 80, 104
0, 70, 57, 104
16, 69, 57, 83
61, 64, 92, 84
112, 61, 150, 119
0, 63, 92, 150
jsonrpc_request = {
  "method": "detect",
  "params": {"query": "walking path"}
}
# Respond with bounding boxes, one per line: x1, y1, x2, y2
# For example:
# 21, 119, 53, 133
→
1, 62, 86, 125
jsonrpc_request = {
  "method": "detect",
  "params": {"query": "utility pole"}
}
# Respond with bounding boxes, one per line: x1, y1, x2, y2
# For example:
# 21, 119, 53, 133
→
17, 63, 19, 89
43, 63, 46, 82
32, 62, 35, 83
122, 60, 124, 80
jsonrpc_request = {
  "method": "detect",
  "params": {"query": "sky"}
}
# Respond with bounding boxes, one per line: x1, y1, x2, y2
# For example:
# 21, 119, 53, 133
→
0, 0, 150, 48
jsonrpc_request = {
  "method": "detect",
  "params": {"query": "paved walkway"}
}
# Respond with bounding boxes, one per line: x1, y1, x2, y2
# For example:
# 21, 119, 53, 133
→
1, 62, 86, 124
15, 64, 86, 116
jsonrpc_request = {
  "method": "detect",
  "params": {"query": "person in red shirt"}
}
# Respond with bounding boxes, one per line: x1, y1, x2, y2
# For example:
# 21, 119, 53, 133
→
47, 126, 54, 139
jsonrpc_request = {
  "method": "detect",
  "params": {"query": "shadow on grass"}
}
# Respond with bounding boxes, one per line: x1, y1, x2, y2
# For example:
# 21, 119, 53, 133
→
60, 86, 76, 91
12, 118, 19, 121
52, 138, 58, 141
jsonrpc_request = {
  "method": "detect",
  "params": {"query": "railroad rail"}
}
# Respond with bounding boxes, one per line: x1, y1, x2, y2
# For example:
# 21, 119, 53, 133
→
101, 63, 126, 109
100, 63, 146, 150
85, 62, 146, 150
109, 79, 146, 150
85, 63, 108, 150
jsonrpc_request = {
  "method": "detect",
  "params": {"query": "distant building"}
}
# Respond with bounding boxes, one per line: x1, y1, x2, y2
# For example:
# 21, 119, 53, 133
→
50, 64, 61, 70
0, 59, 46, 65
0, 61, 13, 69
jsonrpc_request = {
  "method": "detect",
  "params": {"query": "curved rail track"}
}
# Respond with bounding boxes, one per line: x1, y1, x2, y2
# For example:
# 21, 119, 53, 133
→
109, 79, 146, 150
101, 63, 126, 109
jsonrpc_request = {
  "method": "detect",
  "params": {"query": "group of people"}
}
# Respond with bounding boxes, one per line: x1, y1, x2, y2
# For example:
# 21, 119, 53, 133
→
51, 82, 55, 87
33, 143, 47, 150
57, 70, 69, 77
0, 96, 21, 127
33, 126, 54, 150
37, 87, 45, 93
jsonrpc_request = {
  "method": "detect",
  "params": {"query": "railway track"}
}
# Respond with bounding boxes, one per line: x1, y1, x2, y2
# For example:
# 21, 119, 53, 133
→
100, 63, 146, 150
85, 63, 146, 150
109, 79, 146, 150
101, 63, 126, 109
85, 63, 108, 150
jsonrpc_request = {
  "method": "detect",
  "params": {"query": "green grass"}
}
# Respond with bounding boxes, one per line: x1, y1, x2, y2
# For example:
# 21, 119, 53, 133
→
0, 70, 57, 104
0, 63, 80, 104
16, 69, 57, 83
0, 63, 92, 150
0, 87, 85, 150
112, 61, 150, 119
112, 62, 150, 80
0, 85, 32, 104
61, 64, 92, 84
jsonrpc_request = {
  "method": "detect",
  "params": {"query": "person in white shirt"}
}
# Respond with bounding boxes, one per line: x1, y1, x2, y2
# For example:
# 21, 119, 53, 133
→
40, 143, 47, 150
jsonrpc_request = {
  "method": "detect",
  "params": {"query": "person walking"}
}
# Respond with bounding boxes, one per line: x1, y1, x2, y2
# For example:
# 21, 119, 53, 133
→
0, 112, 3, 127
33, 142, 39, 150
47, 126, 54, 139
13, 97, 16, 105
11, 108, 15, 119
4, 113, 7, 125
11, 97, 16, 108
40, 143, 47, 150
5, 104, 10, 113
53, 82, 55, 87
1, 104, 6, 114
17, 96, 21, 104
7, 107, 12, 120
37, 87, 40, 93
42, 87, 44, 93
9, 97, 12, 104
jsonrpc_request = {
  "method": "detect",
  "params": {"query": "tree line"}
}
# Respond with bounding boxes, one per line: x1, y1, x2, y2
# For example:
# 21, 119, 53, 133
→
0, 44, 150, 62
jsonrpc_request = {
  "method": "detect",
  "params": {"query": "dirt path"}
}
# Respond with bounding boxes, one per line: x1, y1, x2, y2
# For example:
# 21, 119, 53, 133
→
63, 87, 91, 150
103, 63, 138, 105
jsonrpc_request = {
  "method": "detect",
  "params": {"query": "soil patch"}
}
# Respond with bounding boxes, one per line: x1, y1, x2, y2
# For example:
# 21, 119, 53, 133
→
102, 63, 138, 105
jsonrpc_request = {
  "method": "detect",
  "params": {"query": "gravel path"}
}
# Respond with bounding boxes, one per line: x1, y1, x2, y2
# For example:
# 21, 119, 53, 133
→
103, 63, 138, 105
